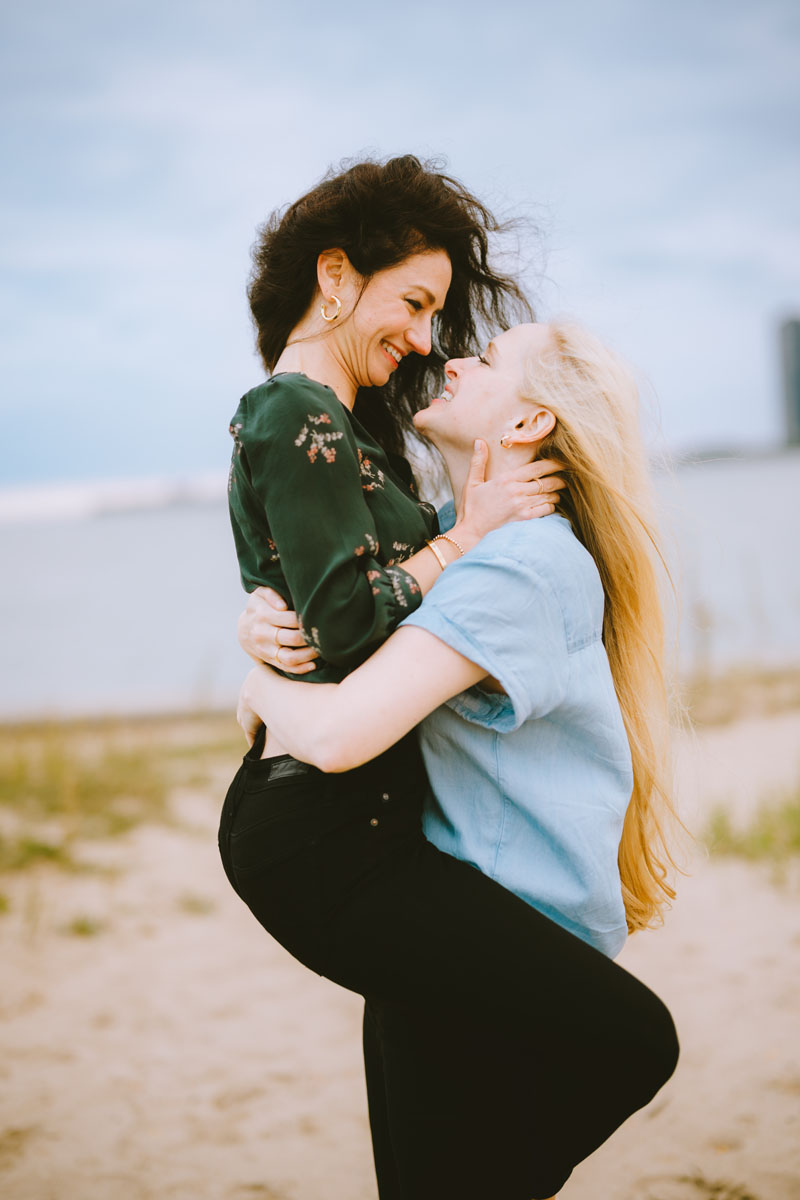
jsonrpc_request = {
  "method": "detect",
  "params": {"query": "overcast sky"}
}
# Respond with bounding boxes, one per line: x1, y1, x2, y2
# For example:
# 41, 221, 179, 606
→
2, 0, 799, 486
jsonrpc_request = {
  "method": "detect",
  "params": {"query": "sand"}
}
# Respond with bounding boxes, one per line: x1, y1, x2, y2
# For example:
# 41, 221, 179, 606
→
1, 711, 799, 1200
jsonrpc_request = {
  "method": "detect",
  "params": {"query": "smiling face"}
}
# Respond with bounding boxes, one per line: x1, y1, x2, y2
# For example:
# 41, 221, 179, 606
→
327, 249, 452, 389
413, 323, 555, 453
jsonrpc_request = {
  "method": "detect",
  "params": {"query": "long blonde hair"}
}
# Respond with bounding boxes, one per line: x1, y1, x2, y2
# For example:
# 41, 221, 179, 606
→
526, 321, 678, 932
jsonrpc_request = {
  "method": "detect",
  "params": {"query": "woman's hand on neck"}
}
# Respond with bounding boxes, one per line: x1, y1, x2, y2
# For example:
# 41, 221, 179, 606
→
440, 441, 533, 514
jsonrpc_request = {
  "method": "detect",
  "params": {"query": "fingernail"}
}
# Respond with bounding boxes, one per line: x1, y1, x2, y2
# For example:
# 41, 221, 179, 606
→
474, 439, 481, 451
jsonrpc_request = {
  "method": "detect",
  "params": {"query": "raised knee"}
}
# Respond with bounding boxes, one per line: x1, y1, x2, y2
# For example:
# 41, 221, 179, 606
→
642, 993, 680, 1097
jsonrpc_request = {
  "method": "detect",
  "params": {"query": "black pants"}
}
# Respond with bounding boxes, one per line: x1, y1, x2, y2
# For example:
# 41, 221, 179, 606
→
218, 731, 678, 1200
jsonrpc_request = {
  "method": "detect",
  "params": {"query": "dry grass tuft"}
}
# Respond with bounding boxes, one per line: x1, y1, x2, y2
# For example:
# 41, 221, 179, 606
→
704, 784, 800, 864
682, 666, 800, 727
0, 714, 241, 874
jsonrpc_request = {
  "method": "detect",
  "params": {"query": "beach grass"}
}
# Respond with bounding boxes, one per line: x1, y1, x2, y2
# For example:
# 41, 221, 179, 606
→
0, 714, 242, 873
2, 664, 799, 878
61, 914, 107, 938
0, 732, 168, 834
644, 1174, 760, 1200
682, 665, 800, 727
704, 785, 800, 863
0, 835, 77, 873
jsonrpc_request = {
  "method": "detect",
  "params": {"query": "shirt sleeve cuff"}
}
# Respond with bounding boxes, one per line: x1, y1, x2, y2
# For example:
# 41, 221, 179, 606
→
384, 564, 424, 617
402, 605, 528, 731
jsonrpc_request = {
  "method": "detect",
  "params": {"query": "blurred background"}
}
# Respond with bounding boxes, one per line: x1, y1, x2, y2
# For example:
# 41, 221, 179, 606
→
1, 0, 799, 717
1, 3, 799, 1199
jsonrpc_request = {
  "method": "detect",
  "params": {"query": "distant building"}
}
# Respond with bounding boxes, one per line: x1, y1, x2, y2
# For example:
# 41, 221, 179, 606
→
781, 319, 800, 445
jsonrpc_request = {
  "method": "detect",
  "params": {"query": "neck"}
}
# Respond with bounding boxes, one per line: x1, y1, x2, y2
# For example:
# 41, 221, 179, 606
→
439, 445, 476, 512
439, 440, 537, 510
273, 322, 359, 410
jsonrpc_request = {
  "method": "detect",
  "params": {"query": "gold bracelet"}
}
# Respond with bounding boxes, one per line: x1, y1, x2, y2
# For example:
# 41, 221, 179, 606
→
426, 539, 448, 571
431, 533, 465, 558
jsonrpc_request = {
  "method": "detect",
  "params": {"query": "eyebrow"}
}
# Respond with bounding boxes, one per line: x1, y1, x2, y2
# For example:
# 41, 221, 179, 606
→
410, 285, 444, 314
485, 340, 497, 360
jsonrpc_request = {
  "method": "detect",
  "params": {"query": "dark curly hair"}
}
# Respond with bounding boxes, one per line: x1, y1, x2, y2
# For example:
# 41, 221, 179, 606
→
248, 154, 534, 455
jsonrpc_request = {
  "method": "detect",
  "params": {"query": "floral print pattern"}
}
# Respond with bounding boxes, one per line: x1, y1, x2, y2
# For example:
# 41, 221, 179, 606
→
353, 532, 380, 558
366, 567, 419, 605
299, 618, 321, 651
358, 449, 385, 492
228, 374, 437, 682
386, 541, 414, 566
228, 422, 244, 493
387, 567, 419, 607
366, 569, 382, 597
294, 412, 344, 463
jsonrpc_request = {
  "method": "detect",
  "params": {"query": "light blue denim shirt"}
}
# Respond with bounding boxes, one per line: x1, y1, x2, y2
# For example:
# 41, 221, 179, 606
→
401, 505, 632, 957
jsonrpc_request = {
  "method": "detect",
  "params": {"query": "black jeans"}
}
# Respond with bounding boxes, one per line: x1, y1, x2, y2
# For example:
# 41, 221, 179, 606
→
218, 731, 679, 1200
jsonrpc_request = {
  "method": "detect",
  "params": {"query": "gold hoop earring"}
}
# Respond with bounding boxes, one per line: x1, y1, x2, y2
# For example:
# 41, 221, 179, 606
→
320, 295, 342, 323
499, 433, 513, 448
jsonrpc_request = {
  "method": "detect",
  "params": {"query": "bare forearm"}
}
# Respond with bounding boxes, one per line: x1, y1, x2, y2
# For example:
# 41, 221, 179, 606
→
241, 627, 487, 774
242, 668, 344, 768
397, 532, 470, 595
242, 664, 419, 772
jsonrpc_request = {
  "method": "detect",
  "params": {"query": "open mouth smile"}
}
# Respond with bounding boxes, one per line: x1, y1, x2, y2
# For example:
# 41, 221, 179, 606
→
381, 341, 404, 367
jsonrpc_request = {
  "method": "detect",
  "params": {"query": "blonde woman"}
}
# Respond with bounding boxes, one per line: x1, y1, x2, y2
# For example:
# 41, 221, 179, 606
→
230, 321, 679, 1199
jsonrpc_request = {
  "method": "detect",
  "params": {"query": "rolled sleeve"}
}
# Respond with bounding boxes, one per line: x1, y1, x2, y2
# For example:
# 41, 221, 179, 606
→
402, 544, 569, 729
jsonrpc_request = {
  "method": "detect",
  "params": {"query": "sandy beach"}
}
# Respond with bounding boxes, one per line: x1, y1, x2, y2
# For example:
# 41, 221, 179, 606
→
1, 698, 799, 1200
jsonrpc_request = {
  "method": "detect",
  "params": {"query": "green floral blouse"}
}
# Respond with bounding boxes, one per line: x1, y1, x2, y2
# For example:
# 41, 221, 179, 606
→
228, 372, 438, 682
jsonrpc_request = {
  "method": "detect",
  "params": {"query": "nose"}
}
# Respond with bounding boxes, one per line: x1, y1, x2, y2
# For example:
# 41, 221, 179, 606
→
444, 356, 472, 378
406, 314, 433, 357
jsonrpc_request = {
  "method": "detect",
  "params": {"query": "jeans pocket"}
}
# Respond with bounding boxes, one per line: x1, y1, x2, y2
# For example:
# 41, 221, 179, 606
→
229, 770, 332, 872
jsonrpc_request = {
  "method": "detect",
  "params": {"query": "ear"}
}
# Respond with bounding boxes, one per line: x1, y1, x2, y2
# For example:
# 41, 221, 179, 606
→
506, 406, 556, 445
317, 249, 352, 297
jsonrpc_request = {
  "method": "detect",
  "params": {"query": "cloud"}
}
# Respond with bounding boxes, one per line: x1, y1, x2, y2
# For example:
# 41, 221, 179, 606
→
1, 0, 798, 483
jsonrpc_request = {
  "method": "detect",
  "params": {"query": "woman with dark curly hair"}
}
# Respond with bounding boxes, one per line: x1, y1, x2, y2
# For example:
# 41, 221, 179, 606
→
219, 155, 677, 1199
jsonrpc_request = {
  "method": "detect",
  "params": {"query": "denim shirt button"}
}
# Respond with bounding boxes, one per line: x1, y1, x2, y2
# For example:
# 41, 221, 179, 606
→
381, 792, 390, 802
369, 817, 379, 827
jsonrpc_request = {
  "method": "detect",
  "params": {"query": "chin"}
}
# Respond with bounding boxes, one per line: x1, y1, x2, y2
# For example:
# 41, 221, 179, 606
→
364, 371, 391, 390
413, 410, 435, 435
413, 419, 439, 449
